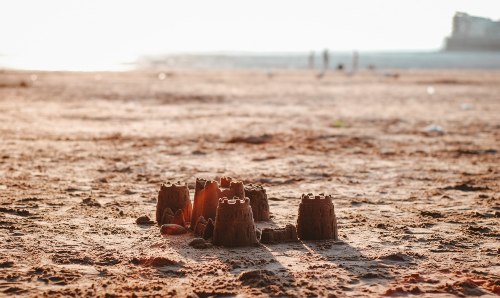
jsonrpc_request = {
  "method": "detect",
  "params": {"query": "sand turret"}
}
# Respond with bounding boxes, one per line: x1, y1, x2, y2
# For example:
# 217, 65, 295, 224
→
200, 180, 221, 221
296, 193, 338, 240
203, 218, 214, 240
244, 184, 270, 221
156, 182, 192, 226
212, 197, 258, 247
194, 216, 208, 237
190, 178, 208, 228
220, 176, 245, 200
193, 216, 215, 240
189, 180, 221, 229
219, 176, 233, 188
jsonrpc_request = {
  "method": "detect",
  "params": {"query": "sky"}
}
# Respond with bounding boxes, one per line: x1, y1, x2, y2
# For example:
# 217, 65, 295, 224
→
0, 0, 499, 70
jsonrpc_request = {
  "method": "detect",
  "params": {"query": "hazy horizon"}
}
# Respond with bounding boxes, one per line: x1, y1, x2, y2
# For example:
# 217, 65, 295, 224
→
1, 0, 499, 70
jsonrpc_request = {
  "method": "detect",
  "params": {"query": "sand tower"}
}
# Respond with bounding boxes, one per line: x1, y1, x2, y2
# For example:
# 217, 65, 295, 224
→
244, 184, 270, 221
212, 197, 258, 247
219, 176, 245, 200
193, 216, 207, 236
156, 182, 192, 226
219, 176, 233, 188
193, 216, 215, 240
296, 193, 338, 240
190, 178, 208, 228
190, 180, 221, 228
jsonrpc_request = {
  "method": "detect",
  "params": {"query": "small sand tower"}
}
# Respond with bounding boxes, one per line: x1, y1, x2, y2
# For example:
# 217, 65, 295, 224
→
190, 178, 208, 228
212, 197, 258, 247
296, 193, 338, 240
194, 216, 207, 236
219, 176, 245, 200
219, 176, 233, 188
156, 182, 192, 226
244, 184, 270, 221
190, 180, 221, 227
194, 216, 215, 240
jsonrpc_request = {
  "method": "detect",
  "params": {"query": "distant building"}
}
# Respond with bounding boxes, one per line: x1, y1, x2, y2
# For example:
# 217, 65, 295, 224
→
445, 12, 500, 51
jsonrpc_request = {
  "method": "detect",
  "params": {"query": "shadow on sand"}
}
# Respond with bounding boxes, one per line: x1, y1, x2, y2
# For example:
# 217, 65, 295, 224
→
171, 237, 299, 297
301, 240, 395, 280
147, 217, 400, 296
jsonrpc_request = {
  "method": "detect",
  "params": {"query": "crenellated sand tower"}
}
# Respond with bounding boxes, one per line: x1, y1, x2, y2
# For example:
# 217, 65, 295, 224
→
156, 182, 192, 226
296, 193, 338, 240
244, 184, 270, 221
219, 176, 245, 200
212, 197, 258, 247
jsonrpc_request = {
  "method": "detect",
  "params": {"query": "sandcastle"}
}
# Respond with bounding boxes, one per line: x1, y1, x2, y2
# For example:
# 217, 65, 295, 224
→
190, 177, 245, 228
156, 182, 192, 226
260, 224, 299, 244
212, 197, 258, 247
296, 193, 338, 240
155, 177, 340, 247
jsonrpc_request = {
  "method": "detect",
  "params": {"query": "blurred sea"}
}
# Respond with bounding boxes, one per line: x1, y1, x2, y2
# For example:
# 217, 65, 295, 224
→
140, 51, 500, 70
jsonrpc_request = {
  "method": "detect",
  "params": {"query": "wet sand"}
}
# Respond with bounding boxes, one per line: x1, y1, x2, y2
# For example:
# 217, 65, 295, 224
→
0, 69, 499, 297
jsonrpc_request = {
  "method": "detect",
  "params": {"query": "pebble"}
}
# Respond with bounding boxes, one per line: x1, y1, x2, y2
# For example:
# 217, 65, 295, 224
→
136, 215, 154, 225
188, 238, 211, 249
160, 224, 187, 235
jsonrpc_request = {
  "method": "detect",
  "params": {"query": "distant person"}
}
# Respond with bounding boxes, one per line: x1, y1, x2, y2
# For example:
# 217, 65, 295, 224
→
336, 63, 344, 71
308, 51, 315, 69
351, 50, 359, 74
322, 49, 329, 72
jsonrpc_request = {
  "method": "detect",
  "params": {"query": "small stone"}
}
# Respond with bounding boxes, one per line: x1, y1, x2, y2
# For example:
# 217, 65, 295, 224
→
160, 224, 187, 235
131, 257, 179, 267
136, 215, 154, 225
188, 238, 211, 249
81, 197, 101, 207
378, 252, 411, 262
0, 261, 14, 268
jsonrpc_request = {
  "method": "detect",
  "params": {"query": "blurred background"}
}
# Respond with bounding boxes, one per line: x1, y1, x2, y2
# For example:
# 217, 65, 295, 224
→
1, 0, 499, 71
